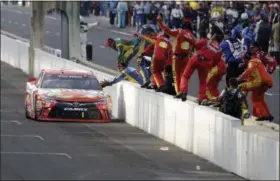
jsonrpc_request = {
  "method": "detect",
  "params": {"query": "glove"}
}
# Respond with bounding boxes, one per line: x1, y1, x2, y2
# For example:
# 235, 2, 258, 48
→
133, 32, 139, 37
100, 79, 111, 88
157, 13, 163, 21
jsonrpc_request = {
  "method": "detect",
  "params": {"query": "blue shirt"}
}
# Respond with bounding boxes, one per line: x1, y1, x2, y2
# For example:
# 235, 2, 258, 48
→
242, 27, 255, 50
109, 67, 144, 85
220, 39, 243, 63
109, 1, 117, 13
143, 3, 151, 14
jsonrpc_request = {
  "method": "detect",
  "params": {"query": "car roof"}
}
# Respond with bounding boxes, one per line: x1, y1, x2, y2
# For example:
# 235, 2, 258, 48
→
43, 69, 96, 77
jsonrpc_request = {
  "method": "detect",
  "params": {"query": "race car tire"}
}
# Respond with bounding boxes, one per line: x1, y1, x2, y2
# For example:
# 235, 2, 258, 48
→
25, 106, 31, 119
33, 96, 38, 121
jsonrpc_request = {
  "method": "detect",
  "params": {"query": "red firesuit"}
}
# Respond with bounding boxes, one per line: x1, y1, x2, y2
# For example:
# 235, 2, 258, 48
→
138, 35, 172, 88
140, 33, 172, 88
256, 51, 278, 74
179, 38, 218, 102
203, 40, 226, 99
158, 19, 196, 94
238, 58, 273, 118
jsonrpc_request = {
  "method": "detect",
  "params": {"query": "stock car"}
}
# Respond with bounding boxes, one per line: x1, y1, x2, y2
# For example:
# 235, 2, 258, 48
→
24, 69, 112, 122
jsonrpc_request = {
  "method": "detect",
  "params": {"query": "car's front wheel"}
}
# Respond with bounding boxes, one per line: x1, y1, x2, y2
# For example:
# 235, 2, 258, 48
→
33, 96, 39, 121
25, 106, 31, 119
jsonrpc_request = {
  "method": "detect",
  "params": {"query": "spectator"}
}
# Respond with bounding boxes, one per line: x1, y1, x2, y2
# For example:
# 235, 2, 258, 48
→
210, 2, 224, 18
143, 1, 151, 24
182, 3, 193, 20
171, 4, 184, 29
150, 3, 159, 25
271, 16, 280, 63
117, 1, 128, 28
225, 2, 239, 30
256, 13, 272, 53
271, 4, 279, 24
134, 1, 144, 31
109, 1, 117, 26
261, 3, 270, 18
197, 2, 209, 21
245, 3, 255, 18
161, 3, 170, 26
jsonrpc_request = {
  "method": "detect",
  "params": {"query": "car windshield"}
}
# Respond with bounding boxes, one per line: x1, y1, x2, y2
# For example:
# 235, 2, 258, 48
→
41, 74, 102, 90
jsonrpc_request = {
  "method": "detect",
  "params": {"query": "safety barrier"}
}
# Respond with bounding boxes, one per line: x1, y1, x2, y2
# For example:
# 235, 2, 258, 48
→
1, 33, 279, 180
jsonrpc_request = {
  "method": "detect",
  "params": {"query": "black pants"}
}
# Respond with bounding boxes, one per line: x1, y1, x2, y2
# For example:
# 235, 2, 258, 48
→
109, 12, 116, 25
172, 18, 181, 29
163, 65, 176, 96
258, 41, 269, 53
226, 62, 245, 87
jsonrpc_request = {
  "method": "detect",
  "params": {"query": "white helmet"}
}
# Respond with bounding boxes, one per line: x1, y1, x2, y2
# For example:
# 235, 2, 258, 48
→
241, 13, 248, 20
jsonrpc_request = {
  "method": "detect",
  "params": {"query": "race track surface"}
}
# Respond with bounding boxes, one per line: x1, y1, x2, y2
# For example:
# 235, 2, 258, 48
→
0, 62, 243, 180
1, 5, 279, 124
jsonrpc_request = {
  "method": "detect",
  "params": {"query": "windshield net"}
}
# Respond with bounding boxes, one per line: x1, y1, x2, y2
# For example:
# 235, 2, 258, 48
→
41, 74, 102, 90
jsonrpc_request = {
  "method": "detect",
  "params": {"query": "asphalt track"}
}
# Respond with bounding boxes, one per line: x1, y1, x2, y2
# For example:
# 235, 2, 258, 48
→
0, 5, 279, 124
0, 62, 244, 180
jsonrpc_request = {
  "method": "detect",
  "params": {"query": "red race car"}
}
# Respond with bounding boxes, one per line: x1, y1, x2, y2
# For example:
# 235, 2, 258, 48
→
24, 69, 112, 122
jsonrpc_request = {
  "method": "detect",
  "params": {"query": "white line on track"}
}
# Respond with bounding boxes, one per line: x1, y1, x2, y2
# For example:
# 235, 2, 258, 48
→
0, 120, 21, 125
95, 26, 133, 37
265, 92, 280, 96
46, 16, 57, 20
100, 45, 105, 48
1, 8, 23, 14
0, 152, 72, 159
21, 23, 26, 27
0, 109, 25, 113
1, 135, 45, 141
84, 124, 151, 160
55, 32, 60, 36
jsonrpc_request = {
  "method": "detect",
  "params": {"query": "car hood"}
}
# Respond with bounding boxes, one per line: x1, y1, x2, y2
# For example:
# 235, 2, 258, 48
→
37, 89, 105, 101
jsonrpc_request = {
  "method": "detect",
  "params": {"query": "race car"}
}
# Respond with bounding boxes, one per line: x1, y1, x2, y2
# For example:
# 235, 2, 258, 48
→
24, 69, 112, 122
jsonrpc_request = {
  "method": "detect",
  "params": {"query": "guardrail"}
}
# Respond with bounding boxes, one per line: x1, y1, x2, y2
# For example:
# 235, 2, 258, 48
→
1, 33, 279, 180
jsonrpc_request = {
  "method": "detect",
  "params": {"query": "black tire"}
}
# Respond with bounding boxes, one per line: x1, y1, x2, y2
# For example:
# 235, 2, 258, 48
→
25, 106, 31, 119
33, 96, 38, 121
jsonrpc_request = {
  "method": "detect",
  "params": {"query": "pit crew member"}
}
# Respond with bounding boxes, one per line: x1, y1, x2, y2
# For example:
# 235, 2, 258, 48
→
157, 14, 196, 95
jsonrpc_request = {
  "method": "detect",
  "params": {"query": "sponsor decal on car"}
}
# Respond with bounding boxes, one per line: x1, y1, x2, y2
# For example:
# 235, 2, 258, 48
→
47, 92, 62, 97
64, 107, 88, 111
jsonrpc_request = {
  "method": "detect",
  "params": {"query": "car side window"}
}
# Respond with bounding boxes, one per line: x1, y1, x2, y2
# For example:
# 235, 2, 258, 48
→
36, 72, 44, 87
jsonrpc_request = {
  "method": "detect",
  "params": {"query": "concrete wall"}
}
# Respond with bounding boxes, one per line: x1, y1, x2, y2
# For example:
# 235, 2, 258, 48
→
29, 1, 81, 76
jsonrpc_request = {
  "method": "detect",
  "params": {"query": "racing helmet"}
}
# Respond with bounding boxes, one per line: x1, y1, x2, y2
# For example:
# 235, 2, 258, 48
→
105, 38, 115, 47
241, 13, 249, 21
143, 26, 157, 36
